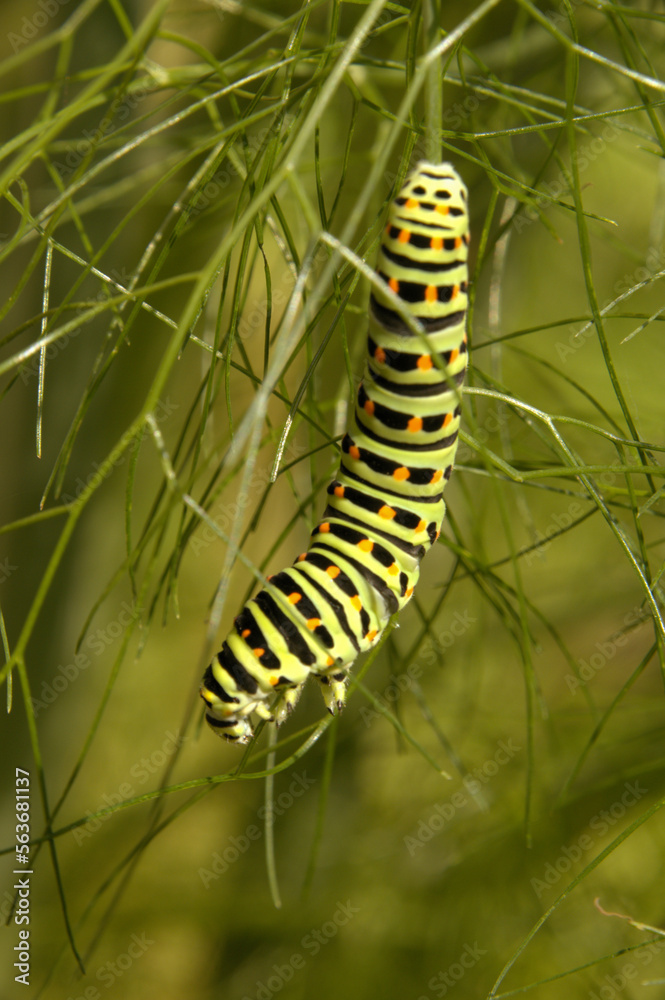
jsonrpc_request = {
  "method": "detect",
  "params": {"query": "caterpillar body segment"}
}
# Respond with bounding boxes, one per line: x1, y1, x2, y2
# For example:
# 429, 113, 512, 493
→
200, 162, 469, 744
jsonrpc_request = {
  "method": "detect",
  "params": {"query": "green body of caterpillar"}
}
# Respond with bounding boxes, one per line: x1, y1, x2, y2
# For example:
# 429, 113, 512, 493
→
201, 162, 469, 744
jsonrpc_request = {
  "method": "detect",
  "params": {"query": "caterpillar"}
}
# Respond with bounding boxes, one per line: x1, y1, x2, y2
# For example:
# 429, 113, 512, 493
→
200, 161, 469, 744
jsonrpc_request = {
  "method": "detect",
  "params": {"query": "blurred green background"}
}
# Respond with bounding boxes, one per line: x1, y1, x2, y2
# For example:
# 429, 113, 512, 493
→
1, 2, 665, 998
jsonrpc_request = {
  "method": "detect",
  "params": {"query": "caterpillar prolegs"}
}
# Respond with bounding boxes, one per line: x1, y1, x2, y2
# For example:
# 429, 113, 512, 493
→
200, 162, 469, 744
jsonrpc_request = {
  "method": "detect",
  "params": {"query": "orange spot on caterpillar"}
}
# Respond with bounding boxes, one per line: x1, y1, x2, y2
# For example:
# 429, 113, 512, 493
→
379, 505, 395, 520
417, 354, 432, 370
393, 466, 410, 481
351, 596, 362, 612
297, 552, 307, 561
416, 520, 426, 533
269, 676, 279, 686
389, 277, 399, 294
387, 563, 399, 576
326, 565, 340, 578
406, 198, 419, 209
374, 345, 386, 363
252, 648, 264, 657
431, 236, 443, 250
405, 586, 414, 598
349, 445, 360, 460
407, 416, 423, 433
319, 522, 331, 533
334, 485, 345, 498
425, 285, 438, 303
435, 204, 449, 216
398, 229, 410, 243
358, 539, 373, 553
288, 593, 301, 604
307, 618, 321, 630
326, 656, 335, 667
364, 399, 375, 416
454, 236, 462, 248
443, 412, 453, 427
430, 469, 443, 484
366, 629, 378, 642
449, 348, 459, 363
241, 629, 251, 638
